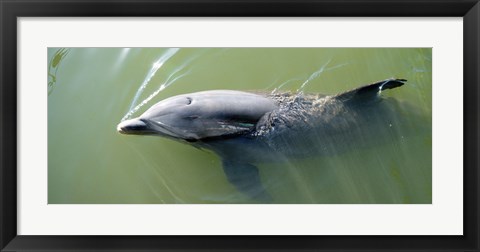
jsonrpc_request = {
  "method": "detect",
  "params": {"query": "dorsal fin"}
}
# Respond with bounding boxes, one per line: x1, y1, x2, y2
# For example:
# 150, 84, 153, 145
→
335, 79, 406, 104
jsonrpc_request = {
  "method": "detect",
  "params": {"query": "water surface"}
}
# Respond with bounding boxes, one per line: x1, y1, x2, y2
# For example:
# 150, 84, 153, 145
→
48, 48, 432, 204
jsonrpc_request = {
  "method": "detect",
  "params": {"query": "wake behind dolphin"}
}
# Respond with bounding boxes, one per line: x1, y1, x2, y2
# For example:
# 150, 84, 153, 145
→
117, 78, 408, 202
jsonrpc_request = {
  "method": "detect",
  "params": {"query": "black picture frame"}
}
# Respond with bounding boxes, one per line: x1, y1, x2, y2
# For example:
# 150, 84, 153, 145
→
1, 0, 478, 251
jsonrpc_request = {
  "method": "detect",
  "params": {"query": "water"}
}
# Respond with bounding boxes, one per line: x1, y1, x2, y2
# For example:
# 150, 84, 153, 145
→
48, 48, 432, 204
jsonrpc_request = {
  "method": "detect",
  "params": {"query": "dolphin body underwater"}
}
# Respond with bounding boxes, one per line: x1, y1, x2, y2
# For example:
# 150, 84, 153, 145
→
117, 78, 408, 202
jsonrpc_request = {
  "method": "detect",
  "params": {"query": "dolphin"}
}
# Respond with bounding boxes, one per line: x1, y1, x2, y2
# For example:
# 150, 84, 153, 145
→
117, 78, 408, 202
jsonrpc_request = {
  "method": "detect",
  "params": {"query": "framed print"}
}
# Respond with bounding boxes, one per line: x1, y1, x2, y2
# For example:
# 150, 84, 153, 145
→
1, 0, 479, 251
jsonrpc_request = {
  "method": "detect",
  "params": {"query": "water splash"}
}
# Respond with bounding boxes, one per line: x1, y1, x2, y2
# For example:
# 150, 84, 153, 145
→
297, 59, 349, 93
127, 48, 180, 113
121, 70, 191, 121
271, 60, 349, 94
121, 49, 208, 122
271, 78, 304, 94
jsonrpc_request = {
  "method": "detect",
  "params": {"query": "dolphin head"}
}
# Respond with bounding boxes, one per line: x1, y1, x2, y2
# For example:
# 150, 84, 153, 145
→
117, 90, 278, 141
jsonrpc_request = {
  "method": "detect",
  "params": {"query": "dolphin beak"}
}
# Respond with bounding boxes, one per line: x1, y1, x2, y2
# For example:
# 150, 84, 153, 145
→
117, 118, 149, 135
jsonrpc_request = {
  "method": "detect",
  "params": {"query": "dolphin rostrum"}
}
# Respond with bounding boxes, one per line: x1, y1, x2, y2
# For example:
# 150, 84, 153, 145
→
117, 78, 407, 202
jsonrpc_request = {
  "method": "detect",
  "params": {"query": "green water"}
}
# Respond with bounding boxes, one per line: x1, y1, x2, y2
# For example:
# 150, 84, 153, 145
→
48, 48, 432, 204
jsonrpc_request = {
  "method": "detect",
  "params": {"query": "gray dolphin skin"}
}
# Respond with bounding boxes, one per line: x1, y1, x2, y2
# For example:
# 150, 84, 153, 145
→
117, 78, 408, 202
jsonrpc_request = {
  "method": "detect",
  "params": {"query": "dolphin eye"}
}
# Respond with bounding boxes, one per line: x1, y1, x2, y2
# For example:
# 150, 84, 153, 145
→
186, 97, 192, 105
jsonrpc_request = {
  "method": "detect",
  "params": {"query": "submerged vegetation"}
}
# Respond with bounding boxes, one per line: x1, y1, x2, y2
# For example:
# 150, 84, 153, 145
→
48, 48, 70, 95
